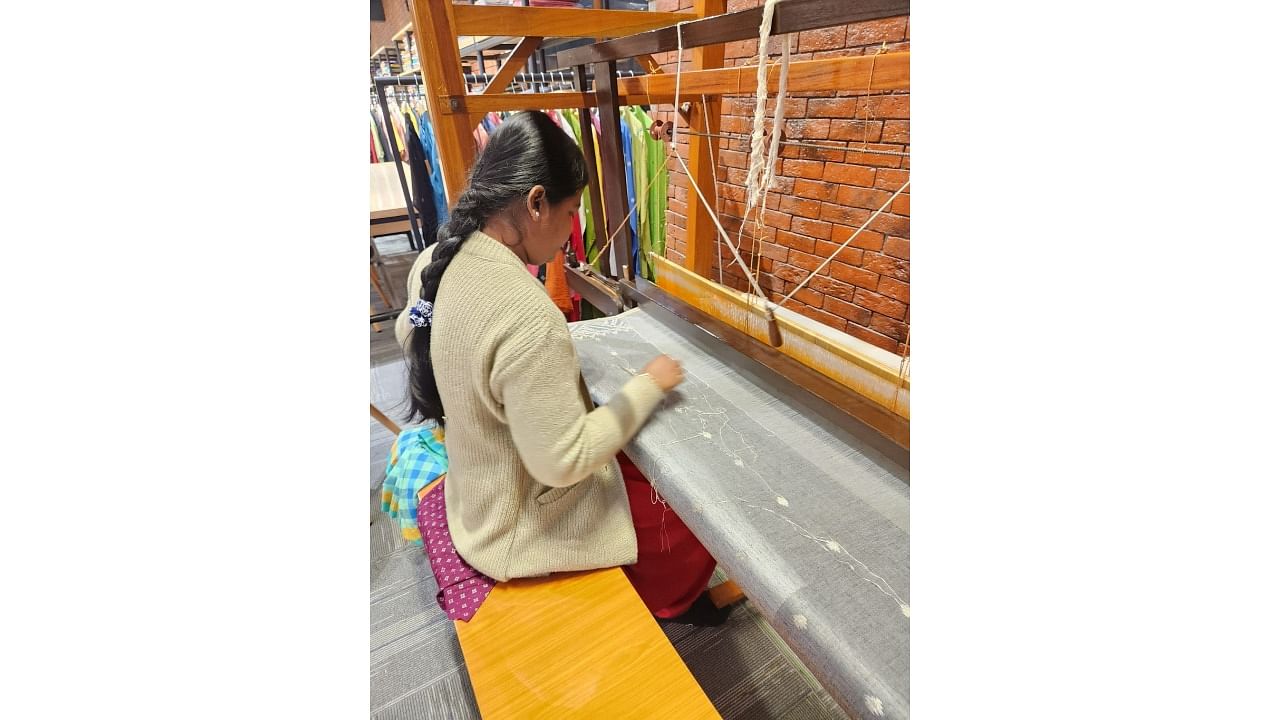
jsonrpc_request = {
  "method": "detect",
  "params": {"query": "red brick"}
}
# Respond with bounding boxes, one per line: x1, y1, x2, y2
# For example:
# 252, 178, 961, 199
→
877, 276, 910, 303
779, 196, 822, 219
815, 239, 865, 266
829, 120, 883, 143
869, 313, 909, 341
719, 149, 749, 168
789, 286, 825, 309
724, 39, 758, 59
891, 193, 910, 216
789, 250, 827, 274
846, 323, 900, 353
862, 252, 910, 282
847, 18, 909, 46
810, 275, 856, 302
831, 261, 879, 290
881, 119, 910, 144
823, 295, 874, 325
821, 164, 876, 186
762, 209, 791, 230
807, 98, 859, 118
773, 175, 796, 194
859, 95, 910, 119
790, 217, 833, 240
837, 185, 894, 211
724, 167, 749, 186
830, 224, 884, 251
774, 230, 815, 254
721, 115, 750, 134
794, 179, 837, 202
797, 26, 847, 53
796, 305, 848, 332
772, 263, 807, 285
853, 288, 907, 320
782, 159, 825, 179
883, 236, 910, 260
820, 203, 872, 227
758, 242, 790, 262
785, 118, 831, 140
721, 184, 746, 202
875, 168, 911, 192
869, 213, 911, 238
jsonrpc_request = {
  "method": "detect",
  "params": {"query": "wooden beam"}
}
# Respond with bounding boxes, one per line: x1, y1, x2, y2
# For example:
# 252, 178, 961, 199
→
557, 0, 909, 67
637, 53, 664, 74
460, 91, 596, 113
454, 6, 697, 39
593, 59, 634, 281
483, 36, 543, 94
412, 0, 475, 205
619, 52, 911, 99
684, 0, 726, 280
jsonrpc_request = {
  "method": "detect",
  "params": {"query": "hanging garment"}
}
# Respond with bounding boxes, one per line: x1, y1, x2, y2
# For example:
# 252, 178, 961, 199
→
370, 131, 377, 164
382, 424, 449, 546
563, 109, 596, 264
371, 110, 390, 163
544, 249, 574, 316
625, 109, 649, 274
619, 115, 639, 267
637, 107, 668, 277
405, 110, 440, 243
417, 111, 449, 225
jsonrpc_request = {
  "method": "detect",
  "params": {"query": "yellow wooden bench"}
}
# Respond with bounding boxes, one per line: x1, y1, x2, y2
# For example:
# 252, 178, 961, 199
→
413, 479, 720, 719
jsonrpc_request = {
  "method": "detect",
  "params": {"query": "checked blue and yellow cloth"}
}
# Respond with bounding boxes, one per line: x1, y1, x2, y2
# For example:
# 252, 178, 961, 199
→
381, 423, 448, 546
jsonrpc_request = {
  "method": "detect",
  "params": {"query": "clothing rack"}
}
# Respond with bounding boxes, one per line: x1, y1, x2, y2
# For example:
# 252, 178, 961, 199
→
371, 75, 428, 250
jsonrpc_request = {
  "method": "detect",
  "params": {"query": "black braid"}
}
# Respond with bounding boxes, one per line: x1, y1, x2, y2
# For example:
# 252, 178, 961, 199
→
403, 110, 587, 425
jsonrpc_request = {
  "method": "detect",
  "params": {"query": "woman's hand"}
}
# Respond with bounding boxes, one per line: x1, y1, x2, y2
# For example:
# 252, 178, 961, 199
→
642, 355, 685, 393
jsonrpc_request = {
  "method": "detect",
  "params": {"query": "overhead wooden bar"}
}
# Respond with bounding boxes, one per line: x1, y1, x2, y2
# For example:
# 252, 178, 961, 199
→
453, 5, 698, 38
451, 52, 908, 114
619, 52, 910, 99
555, 0, 910, 67
483, 36, 543, 94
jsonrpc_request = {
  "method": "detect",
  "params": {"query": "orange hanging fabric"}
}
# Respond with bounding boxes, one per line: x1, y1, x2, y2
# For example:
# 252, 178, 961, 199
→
544, 249, 574, 316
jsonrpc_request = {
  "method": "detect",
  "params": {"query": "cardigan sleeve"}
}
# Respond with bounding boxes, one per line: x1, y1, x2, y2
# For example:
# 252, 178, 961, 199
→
491, 314, 666, 488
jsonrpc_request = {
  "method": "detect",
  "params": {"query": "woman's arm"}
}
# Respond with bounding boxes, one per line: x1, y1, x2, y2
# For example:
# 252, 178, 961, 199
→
493, 319, 668, 488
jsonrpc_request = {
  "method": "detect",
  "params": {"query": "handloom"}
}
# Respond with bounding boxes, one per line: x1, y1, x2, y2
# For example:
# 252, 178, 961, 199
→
572, 302, 909, 720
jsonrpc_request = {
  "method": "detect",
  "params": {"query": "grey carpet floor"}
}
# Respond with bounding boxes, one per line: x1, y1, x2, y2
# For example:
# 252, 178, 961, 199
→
370, 357, 850, 719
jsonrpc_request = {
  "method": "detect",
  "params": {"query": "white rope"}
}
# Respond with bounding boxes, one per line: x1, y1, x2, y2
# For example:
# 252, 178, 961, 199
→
745, 0, 785, 209
781, 178, 910, 304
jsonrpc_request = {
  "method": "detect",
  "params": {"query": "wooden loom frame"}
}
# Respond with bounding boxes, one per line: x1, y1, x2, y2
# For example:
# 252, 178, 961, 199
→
409, 0, 911, 450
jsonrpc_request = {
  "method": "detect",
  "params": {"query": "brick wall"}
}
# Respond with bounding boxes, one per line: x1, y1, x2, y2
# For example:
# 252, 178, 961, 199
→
652, 0, 910, 355
371, 0, 414, 54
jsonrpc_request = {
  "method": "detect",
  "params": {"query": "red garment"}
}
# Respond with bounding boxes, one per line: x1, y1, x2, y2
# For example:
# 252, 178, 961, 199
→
418, 454, 716, 621
619, 454, 718, 618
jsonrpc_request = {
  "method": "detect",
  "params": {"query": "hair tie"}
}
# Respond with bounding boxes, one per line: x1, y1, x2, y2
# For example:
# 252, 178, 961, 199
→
408, 298, 434, 328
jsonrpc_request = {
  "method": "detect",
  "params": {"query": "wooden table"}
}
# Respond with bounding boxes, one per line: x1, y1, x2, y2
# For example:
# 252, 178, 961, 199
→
370, 161, 416, 239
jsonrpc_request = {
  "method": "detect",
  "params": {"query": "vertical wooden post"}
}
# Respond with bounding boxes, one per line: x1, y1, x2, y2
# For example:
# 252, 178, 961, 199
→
593, 59, 634, 283
574, 65, 608, 268
411, 0, 476, 207
683, 0, 726, 279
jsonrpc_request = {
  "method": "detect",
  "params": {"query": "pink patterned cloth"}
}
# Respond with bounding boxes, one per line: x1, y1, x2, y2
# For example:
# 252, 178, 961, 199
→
417, 478, 496, 621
